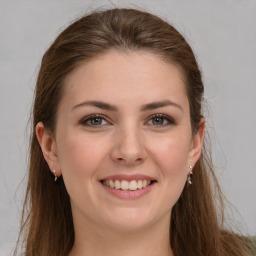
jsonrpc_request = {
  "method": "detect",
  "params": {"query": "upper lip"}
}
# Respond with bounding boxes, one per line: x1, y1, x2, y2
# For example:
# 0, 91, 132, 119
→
100, 174, 157, 182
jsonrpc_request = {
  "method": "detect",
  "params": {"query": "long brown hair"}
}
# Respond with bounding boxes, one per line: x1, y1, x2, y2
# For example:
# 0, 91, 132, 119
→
15, 8, 252, 256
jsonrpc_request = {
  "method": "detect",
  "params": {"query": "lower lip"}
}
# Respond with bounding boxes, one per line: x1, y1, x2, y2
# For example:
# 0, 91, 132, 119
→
101, 182, 155, 199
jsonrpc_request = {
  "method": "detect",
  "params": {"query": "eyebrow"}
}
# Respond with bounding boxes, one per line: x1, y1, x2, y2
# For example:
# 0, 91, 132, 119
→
72, 100, 118, 111
71, 99, 183, 112
140, 100, 183, 112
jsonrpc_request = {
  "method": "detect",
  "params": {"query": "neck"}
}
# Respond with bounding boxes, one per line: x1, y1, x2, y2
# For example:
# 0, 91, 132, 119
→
69, 213, 173, 256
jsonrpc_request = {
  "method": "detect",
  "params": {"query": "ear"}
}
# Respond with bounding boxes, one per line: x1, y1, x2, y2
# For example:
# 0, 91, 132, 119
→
188, 118, 205, 171
36, 122, 61, 177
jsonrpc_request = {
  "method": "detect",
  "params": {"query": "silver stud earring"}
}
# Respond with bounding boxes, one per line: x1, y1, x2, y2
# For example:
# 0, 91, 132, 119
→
52, 169, 58, 182
187, 165, 193, 185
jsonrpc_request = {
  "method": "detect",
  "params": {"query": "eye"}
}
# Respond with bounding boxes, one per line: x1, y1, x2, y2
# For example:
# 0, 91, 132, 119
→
147, 114, 175, 126
80, 114, 109, 127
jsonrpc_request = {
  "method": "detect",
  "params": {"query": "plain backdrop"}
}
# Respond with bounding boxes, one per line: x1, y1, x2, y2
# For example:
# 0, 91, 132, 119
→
0, 0, 255, 255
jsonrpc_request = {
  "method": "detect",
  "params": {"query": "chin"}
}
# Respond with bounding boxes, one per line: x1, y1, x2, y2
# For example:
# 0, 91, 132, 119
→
101, 207, 160, 232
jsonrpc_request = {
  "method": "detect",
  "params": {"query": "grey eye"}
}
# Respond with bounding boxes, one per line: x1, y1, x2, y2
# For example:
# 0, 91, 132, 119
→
90, 117, 103, 126
147, 114, 174, 126
80, 115, 109, 126
152, 116, 165, 125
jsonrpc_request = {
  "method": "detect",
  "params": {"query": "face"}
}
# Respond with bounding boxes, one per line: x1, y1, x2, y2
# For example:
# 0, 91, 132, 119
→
37, 50, 204, 233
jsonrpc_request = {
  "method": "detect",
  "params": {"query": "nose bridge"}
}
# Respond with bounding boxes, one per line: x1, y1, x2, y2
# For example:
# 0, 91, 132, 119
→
111, 121, 146, 164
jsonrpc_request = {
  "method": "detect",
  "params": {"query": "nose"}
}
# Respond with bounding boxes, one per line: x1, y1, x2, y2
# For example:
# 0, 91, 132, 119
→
110, 125, 147, 166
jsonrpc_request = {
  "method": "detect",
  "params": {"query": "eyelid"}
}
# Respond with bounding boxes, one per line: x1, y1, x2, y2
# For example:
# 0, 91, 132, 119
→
79, 114, 111, 126
146, 114, 175, 126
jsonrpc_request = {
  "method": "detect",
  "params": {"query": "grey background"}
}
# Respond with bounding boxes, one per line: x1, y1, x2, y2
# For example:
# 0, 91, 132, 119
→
0, 0, 255, 255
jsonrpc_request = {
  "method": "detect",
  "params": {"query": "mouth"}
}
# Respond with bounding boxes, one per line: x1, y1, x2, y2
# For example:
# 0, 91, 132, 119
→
99, 174, 157, 199
100, 179, 157, 191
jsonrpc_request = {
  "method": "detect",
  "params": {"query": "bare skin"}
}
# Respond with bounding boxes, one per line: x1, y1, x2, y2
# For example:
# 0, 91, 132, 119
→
36, 50, 204, 256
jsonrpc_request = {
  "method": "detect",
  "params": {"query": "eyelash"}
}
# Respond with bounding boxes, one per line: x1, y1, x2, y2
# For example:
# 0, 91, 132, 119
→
79, 114, 110, 127
147, 114, 175, 126
79, 114, 175, 127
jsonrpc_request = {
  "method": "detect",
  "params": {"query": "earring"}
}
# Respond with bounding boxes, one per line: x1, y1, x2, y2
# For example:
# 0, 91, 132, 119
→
52, 169, 58, 182
187, 165, 193, 185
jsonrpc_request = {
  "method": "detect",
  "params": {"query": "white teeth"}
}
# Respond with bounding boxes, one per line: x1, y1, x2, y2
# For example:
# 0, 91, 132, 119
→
114, 180, 120, 189
109, 180, 115, 188
137, 180, 142, 189
142, 180, 147, 188
129, 180, 137, 191
103, 179, 153, 190
120, 180, 129, 190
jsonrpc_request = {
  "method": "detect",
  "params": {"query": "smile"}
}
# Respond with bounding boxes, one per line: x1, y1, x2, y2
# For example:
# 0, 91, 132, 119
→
99, 174, 157, 199
102, 179, 153, 191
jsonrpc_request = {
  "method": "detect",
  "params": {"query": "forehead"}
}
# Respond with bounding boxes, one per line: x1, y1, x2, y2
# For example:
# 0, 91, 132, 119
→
61, 50, 188, 110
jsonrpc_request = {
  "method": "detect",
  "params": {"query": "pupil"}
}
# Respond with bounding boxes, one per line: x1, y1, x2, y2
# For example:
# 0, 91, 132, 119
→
153, 117, 163, 125
91, 118, 102, 125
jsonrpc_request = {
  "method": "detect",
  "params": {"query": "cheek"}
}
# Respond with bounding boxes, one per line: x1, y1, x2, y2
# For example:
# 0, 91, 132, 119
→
148, 133, 191, 199
56, 133, 111, 212
156, 144, 189, 207
57, 133, 109, 181
150, 131, 191, 172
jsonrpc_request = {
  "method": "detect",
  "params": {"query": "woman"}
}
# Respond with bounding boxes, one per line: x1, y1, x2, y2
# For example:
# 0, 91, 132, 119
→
15, 8, 253, 256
